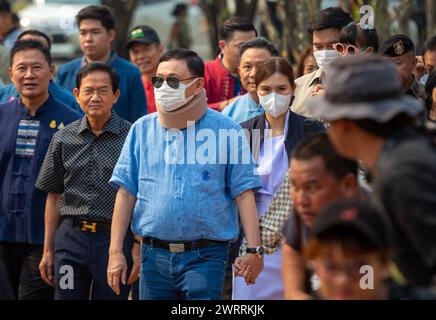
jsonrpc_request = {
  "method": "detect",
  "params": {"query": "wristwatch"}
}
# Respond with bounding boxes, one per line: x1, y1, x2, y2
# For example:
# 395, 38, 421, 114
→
239, 246, 265, 257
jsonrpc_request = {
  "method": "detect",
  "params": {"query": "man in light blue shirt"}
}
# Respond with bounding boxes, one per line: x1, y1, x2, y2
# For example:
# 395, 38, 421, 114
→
107, 48, 264, 300
222, 37, 279, 123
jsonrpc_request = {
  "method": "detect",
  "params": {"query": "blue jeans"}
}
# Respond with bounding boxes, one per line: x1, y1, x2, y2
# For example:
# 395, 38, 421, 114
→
139, 242, 228, 300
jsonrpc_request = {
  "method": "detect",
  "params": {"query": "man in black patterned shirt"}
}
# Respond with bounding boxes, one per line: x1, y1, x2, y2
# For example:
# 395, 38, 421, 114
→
36, 62, 139, 300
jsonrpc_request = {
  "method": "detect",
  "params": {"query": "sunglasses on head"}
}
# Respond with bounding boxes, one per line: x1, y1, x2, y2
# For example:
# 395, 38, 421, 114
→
151, 76, 198, 89
333, 43, 368, 56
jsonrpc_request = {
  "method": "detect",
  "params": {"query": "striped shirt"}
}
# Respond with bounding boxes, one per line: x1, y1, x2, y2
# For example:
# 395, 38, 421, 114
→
15, 119, 40, 157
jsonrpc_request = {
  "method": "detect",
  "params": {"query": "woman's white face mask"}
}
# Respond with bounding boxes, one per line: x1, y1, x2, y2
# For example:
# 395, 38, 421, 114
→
154, 78, 197, 112
259, 92, 292, 118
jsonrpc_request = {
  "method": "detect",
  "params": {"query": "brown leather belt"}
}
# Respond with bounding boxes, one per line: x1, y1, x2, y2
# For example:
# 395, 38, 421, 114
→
142, 237, 227, 253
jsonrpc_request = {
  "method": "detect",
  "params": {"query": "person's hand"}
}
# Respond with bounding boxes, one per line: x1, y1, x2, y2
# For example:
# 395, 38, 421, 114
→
415, 55, 425, 80
311, 84, 325, 96
39, 250, 55, 287
127, 242, 140, 285
234, 254, 264, 285
107, 251, 128, 295
234, 256, 254, 284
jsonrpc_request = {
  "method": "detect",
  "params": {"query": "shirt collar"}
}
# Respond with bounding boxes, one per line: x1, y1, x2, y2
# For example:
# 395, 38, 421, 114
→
18, 94, 53, 117
308, 68, 324, 87
246, 93, 262, 109
81, 51, 117, 67
77, 112, 123, 135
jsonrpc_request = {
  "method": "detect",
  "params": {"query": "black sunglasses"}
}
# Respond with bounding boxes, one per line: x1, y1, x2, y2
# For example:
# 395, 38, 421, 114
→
151, 76, 198, 89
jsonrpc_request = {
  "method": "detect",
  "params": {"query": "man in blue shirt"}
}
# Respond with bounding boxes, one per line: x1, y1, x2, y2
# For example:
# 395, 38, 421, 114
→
222, 37, 279, 123
0, 30, 81, 114
107, 49, 264, 300
0, 40, 80, 299
55, 5, 147, 123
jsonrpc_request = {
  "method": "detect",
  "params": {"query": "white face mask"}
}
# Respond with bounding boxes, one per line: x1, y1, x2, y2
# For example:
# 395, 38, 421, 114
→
259, 92, 292, 118
313, 49, 340, 69
154, 78, 197, 112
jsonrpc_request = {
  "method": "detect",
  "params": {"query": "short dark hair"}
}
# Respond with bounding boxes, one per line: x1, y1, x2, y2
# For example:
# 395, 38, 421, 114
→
10, 40, 52, 66
76, 62, 120, 93
220, 16, 257, 41
291, 132, 358, 180
0, 0, 11, 13
423, 35, 436, 57
18, 30, 52, 50
172, 3, 188, 17
159, 48, 204, 77
308, 7, 353, 35
339, 22, 379, 52
76, 5, 115, 31
240, 37, 280, 58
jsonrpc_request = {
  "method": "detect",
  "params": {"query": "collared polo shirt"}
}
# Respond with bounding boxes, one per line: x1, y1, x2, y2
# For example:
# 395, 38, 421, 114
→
0, 95, 81, 244
110, 108, 262, 241
36, 113, 131, 223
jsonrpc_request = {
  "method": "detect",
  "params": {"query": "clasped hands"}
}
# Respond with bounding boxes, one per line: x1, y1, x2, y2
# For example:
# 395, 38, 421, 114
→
234, 253, 264, 285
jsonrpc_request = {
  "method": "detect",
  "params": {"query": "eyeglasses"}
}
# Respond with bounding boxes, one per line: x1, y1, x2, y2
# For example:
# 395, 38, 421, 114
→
333, 43, 368, 56
151, 76, 198, 89
80, 87, 111, 97
318, 260, 368, 279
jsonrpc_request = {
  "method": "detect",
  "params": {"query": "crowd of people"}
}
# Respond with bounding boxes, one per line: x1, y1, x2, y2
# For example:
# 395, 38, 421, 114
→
0, 0, 436, 301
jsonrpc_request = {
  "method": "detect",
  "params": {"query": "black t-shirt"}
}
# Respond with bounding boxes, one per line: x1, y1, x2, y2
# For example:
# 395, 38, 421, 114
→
374, 128, 436, 286
282, 209, 313, 292
282, 209, 309, 252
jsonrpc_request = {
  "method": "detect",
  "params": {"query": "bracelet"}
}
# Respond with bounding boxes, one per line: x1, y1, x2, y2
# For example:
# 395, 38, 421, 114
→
134, 238, 141, 245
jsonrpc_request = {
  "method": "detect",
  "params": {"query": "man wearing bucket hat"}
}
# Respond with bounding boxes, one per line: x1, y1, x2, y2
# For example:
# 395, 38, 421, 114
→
308, 55, 436, 295
381, 34, 426, 102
